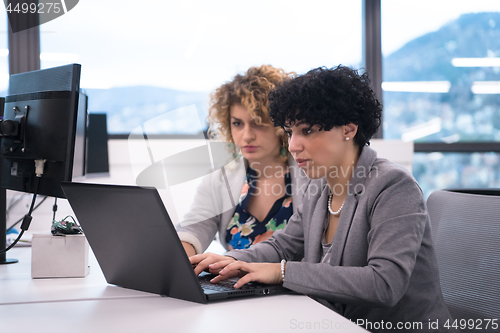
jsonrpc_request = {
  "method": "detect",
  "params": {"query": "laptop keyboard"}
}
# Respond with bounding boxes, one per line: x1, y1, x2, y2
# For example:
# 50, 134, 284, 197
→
198, 274, 259, 291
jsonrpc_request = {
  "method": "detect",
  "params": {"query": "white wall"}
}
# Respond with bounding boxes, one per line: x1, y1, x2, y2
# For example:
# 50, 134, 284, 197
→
369, 139, 414, 173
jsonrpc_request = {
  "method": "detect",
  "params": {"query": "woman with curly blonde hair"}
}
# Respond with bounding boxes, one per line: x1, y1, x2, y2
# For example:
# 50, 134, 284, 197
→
177, 65, 311, 257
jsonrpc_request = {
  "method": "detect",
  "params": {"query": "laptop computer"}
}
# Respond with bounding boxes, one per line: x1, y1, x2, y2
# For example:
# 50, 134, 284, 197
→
60, 182, 295, 304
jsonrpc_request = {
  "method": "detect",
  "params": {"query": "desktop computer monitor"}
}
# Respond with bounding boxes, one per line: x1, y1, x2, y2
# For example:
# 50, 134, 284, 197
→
0, 64, 87, 263
86, 113, 109, 176
0, 63, 87, 198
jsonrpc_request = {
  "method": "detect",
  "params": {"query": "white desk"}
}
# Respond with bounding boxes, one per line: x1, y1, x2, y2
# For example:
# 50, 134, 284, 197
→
1, 248, 367, 333
0, 247, 157, 305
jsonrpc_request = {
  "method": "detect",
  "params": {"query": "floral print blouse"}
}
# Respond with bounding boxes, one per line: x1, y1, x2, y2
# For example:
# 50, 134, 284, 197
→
225, 167, 293, 250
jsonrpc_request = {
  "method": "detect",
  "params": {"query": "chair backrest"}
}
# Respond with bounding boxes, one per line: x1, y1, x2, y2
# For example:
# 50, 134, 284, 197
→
427, 190, 500, 324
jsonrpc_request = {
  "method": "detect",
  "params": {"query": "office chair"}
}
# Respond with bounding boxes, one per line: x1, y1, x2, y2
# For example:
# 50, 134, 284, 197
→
427, 189, 500, 331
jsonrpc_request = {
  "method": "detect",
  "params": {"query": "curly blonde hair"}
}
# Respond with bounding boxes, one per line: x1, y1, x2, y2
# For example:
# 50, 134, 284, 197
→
207, 65, 294, 157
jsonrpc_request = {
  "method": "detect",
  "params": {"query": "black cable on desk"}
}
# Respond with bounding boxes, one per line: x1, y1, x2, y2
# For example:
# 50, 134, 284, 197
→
6, 195, 48, 232
0, 177, 41, 254
52, 197, 58, 222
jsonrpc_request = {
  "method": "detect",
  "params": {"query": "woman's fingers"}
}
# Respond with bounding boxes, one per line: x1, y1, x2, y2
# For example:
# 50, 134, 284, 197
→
207, 259, 239, 271
189, 253, 236, 276
218, 260, 247, 276
211, 261, 282, 287
207, 260, 233, 275
189, 253, 205, 265
233, 274, 256, 288
190, 254, 210, 275
209, 261, 248, 284
209, 269, 241, 283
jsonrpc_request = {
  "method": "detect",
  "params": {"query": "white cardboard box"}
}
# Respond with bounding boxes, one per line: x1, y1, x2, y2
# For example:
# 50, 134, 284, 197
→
31, 233, 90, 278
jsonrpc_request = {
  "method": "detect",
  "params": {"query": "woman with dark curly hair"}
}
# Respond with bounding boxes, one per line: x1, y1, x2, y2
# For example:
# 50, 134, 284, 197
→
176, 65, 310, 257
191, 65, 456, 332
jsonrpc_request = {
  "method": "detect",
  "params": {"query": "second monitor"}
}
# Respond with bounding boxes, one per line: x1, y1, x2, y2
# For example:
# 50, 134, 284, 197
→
0, 63, 87, 198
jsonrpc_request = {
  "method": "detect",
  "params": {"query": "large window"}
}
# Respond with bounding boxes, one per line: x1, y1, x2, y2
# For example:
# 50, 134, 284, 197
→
10, 1, 499, 197
414, 152, 500, 195
382, 0, 500, 196
40, 0, 362, 135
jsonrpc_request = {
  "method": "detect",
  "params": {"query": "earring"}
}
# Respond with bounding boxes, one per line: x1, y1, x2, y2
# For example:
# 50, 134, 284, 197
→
280, 146, 287, 157
346, 137, 350, 141
228, 142, 239, 158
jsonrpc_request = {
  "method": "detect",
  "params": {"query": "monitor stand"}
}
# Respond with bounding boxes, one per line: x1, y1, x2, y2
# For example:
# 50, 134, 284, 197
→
0, 103, 17, 264
1, 171, 18, 264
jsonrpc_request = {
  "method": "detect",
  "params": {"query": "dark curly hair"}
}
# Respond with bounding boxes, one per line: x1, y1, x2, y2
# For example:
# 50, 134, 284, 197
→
268, 65, 382, 147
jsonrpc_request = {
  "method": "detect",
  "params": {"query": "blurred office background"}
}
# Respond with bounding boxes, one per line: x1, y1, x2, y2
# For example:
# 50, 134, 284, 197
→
1, 0, 499, 236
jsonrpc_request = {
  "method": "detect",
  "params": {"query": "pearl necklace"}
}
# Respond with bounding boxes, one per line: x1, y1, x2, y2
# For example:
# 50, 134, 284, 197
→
328, 193, 344, 216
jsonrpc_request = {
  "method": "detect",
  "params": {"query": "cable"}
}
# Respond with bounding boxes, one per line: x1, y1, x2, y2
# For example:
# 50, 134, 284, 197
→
1, 159, 45, 254
52, 197, 58, 222
0, 177, 40, 254
27, 180, 39, 214
6, 196, 48, 232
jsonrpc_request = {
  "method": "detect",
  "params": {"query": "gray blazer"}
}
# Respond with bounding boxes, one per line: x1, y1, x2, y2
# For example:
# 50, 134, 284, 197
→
176, 154, 311, 254
227, 146, 455, 332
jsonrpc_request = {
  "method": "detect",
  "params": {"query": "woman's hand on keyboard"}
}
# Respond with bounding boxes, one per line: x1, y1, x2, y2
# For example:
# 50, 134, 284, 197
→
209, 261, 282, 288
189, 252, 236, 276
